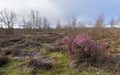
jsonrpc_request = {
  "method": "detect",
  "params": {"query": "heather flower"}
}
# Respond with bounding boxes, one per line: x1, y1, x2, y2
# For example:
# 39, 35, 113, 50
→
61, 36, 72, 44
103, 40, 109, 46
61, 34, 107, 58
73, 34, 90, 45
61, 34, 109, 70
84, 47, 89, 52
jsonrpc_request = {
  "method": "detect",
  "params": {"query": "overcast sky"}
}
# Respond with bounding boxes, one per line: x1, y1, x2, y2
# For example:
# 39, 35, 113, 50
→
0, 0, 120, 25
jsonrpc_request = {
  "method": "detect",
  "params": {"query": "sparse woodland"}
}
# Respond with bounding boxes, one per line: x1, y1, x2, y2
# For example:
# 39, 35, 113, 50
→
0, 9, 120, 75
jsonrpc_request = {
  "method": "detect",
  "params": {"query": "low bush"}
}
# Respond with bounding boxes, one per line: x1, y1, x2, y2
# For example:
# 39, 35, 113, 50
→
62, 34, 120, 72
27, 57, 53, 71
3, 45, 22, 56
53, 40, 64, 52
0, 56, 9, 67
11, 48, 21, 56
24, 39, 41, 48
61, 34, 109, 68
3, 49, 12, 55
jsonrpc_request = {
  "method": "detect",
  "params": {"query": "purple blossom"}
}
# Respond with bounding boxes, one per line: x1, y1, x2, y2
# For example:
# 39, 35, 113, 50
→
61, 34, 107, 56
61, 36, 72, 44
73, 34, 89, 45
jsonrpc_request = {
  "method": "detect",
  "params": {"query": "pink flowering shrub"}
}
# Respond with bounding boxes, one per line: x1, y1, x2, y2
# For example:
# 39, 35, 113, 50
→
61, 34, 108, 67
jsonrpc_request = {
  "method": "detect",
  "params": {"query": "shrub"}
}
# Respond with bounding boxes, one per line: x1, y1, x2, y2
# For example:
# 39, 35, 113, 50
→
27, 57, 53, 71
24, 39, 41, 48
11, 48, 21, 56
0, 56, 9, 67
3, 49, 12, 55
51, 40, 64, 52
3, 45, 22, 56
61, 34, 108, 67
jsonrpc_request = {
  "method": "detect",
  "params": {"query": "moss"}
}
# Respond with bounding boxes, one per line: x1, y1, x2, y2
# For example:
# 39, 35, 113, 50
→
47, 52, 68, 65
59, 32, 65, 35
44, 52, 73, 75
85, 67, 113, 75
0, 57, 30, 75
42, 52, 113, 75
21, 34, 33, 38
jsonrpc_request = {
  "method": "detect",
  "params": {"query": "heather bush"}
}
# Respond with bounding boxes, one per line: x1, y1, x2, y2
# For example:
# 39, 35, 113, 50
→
0, 56, 9, 67
61, 34, 108, 67
3, 49, 12, 55
6, 45, 22, 56
24, 39, 41, 48
27, 58, 53, 71
11, 48, 21, 56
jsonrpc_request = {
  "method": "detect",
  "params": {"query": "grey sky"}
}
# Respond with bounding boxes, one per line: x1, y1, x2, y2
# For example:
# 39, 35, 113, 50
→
0, 0, 120, 25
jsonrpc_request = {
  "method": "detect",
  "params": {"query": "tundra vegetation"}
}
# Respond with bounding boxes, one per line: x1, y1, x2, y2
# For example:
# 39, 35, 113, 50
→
0, 9, 120, 75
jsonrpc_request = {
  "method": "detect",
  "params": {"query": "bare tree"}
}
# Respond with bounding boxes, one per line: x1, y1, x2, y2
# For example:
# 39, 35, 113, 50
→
93, 13, 106, 38
56, 19, 61, 29
0, 9, 16, 34
22, 17, 31, 29
78, 22, 86, 28
22, 17, 27, 28
0, 24, 3, 28
110, 18, 116, 28
43, 16, 50, 30
117, 16, 120, 27
94, 13, 104, 28
29, 10, 42, 29
71, 16, 77, 28
70, 17, 77, 34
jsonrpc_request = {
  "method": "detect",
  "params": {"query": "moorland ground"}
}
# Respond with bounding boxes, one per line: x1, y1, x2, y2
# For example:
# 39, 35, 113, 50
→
0, 28, 120, 75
